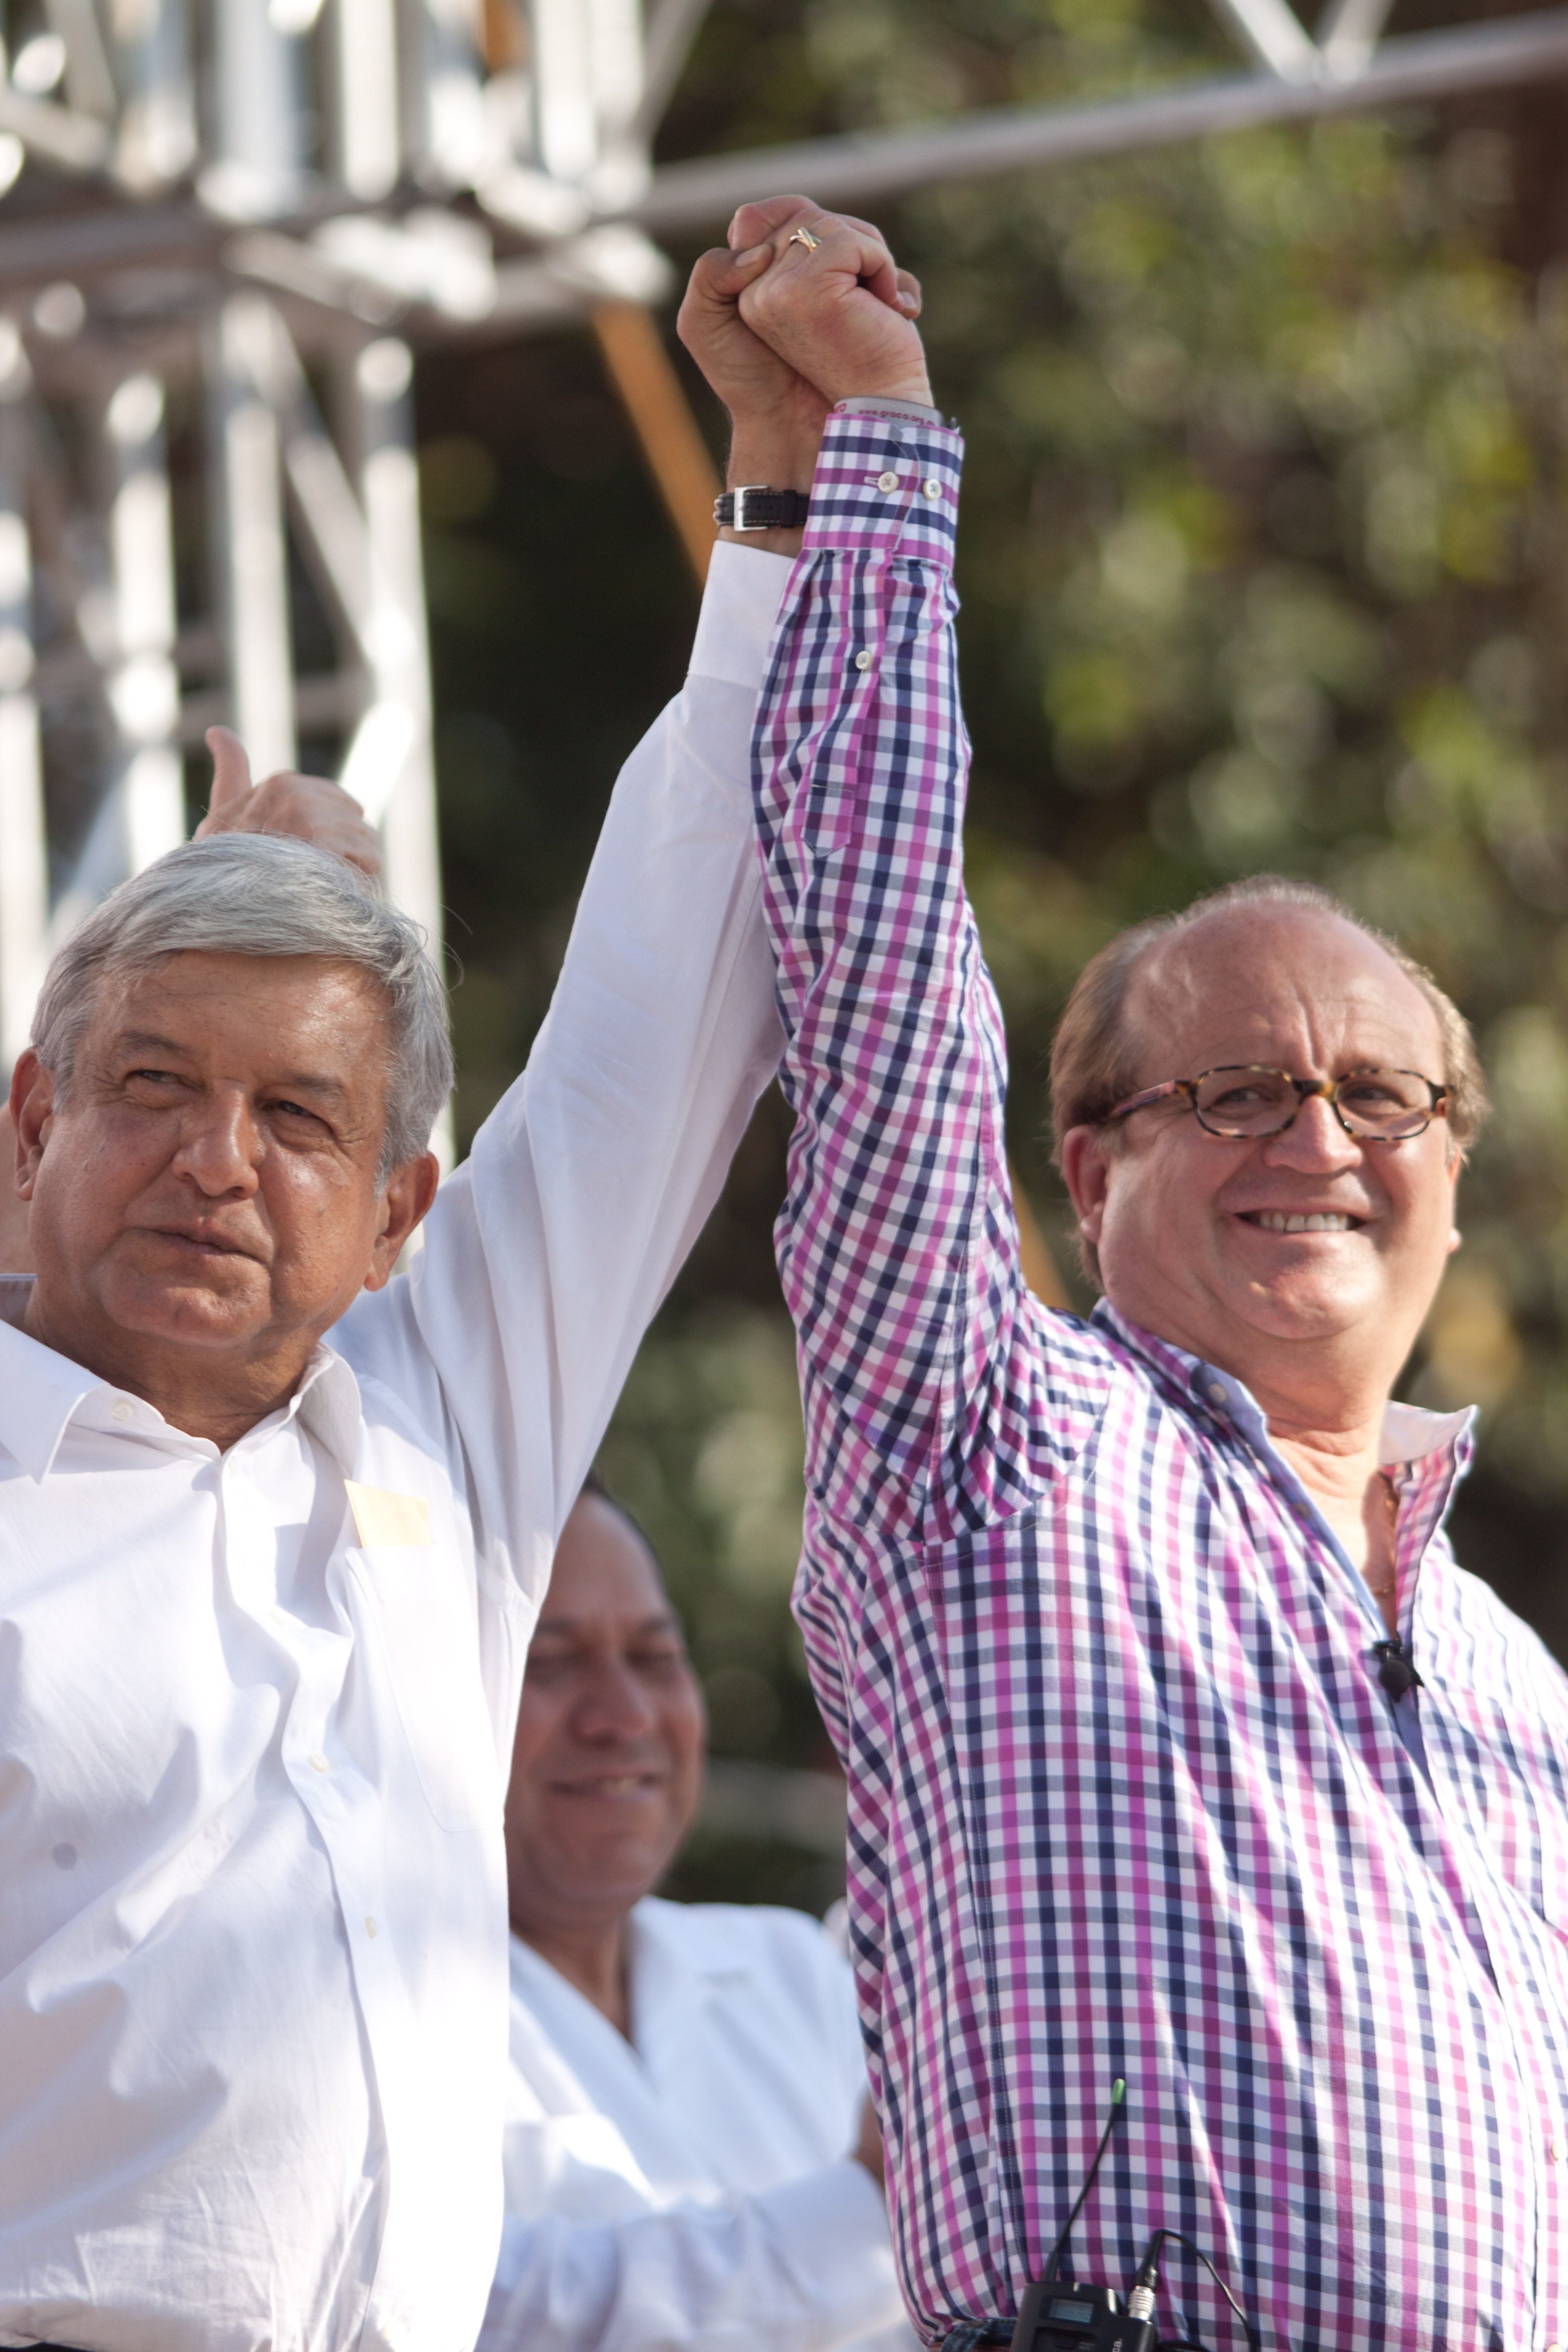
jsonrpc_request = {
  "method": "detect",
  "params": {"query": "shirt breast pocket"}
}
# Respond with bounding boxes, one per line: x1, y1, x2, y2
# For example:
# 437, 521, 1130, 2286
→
347, 1540, 496, 1834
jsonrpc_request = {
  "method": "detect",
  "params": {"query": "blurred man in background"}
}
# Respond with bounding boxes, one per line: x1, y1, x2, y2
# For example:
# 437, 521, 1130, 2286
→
480, 1478, 915, 2352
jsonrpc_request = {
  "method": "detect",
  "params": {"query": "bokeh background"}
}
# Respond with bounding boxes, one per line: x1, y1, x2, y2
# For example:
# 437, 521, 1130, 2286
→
418, 0, 1568, 1909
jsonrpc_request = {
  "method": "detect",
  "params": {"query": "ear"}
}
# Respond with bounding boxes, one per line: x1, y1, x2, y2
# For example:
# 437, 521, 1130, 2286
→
1445, 1145, 1465, 1255
1060, 1123, 1112, 1249
363, 1150, 440, 1290
11, 1049, 54, 1199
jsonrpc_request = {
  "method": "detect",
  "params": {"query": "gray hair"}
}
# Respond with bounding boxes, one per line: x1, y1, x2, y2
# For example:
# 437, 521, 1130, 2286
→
31, 833, 453, 1178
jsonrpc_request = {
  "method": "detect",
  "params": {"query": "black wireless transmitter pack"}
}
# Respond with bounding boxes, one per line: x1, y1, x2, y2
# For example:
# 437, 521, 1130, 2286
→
1005, 2082, 1260, 2352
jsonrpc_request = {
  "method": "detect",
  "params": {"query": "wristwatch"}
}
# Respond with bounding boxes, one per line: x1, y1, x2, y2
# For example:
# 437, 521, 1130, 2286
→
713, 486, 810, 531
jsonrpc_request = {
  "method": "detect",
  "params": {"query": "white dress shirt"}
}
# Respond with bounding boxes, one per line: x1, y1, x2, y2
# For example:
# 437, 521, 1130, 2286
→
0, 543, 792, 2352
480, 1900, 919, 2352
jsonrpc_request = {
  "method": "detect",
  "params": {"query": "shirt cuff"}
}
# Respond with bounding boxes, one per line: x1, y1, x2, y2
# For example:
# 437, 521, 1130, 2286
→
803, 409, 963, 566
688, 537, 796, 690
761, 2158, 903, 2334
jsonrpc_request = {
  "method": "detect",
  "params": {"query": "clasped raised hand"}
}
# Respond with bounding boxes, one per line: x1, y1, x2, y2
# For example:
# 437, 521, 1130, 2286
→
732, 197, 932, 412
678, 194, 930, 551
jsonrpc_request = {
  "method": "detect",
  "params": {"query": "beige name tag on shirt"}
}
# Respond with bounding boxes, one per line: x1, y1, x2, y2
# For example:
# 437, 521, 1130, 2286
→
345, 1481, 431, 1549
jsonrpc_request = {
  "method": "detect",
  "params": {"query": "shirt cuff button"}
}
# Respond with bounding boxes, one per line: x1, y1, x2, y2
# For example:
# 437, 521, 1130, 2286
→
876, 470, 899, 492
922, 479, 942, 499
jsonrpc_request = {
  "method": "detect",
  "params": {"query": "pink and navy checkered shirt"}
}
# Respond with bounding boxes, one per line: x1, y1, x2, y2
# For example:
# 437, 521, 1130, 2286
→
753, 408, 1568, 2350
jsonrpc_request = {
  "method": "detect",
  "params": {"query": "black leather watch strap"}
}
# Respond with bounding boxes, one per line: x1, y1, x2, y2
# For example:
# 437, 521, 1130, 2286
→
713, 486, 811, 531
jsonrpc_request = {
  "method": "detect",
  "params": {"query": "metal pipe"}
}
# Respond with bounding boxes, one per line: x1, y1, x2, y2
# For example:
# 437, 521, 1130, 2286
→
334, 0, 401, 200
205, 0, 307, 221
0, 331, 47, 1070
214, 297, 297, 776
111, 0, 197, 191
634, 0, 714, 140
43, 0, 118, 121
1205, 0, 1318, 82
106, 369, 185, 876
350, 334, 450, 1164
627, 5, 1568, 234
1317, 0, 1398, 79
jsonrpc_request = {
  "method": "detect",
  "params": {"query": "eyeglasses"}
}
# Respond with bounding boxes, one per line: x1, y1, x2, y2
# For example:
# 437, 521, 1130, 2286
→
1106, 1064, 1450, 1142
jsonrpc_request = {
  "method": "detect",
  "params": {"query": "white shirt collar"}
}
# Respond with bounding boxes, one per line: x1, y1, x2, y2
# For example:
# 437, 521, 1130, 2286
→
1376, 1396, 1474, 1467
0, 1273, 363, 1479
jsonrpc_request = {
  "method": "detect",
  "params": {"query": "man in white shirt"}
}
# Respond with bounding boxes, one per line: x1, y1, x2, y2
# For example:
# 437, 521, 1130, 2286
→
480, 1482, 917, 2352
0, 216, 907, 2352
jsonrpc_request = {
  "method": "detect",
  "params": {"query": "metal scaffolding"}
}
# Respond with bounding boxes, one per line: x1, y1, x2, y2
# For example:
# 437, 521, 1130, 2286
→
0, 0, 1565, 1097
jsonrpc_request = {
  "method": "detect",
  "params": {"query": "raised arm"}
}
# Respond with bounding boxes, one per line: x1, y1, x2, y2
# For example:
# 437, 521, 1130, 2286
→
333, 226, 940, 1761
742, 212, 1041, 1551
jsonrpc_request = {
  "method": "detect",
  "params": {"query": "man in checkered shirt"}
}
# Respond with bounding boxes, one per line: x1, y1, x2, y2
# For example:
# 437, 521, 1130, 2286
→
706, 197, 1568, 2350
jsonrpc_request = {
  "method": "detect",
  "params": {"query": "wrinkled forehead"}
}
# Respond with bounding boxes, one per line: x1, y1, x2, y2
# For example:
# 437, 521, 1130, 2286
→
89, 949, 391, 1055
1123, 906, 1446, 1084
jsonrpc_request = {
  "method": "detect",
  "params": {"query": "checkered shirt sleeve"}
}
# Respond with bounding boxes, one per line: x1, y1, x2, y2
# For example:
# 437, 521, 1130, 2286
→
752, 412, 1050, 1553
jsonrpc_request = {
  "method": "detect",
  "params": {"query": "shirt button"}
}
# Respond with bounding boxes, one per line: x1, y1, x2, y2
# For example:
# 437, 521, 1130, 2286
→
922, 477, 942, 499
1207, 1382, 1227, 1405
364, 1914, 379, 1939
1551, 2136, 1564, 2161
308, 1751, 330, 1774
854, 649, 872, 672
111, 1400, 134, 1423
876, 469, 899, 492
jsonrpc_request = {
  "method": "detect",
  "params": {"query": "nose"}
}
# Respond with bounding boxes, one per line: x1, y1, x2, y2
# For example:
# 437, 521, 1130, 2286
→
573, 1658, 660, 1745
1261, 1088, 1364, 1172
169, 1091, 261, 1199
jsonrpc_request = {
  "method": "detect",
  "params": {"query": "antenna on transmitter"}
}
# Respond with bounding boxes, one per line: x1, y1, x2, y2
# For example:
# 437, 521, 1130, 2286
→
1043, 2077, 1125, 2286
1008, 2080, 1132, 2352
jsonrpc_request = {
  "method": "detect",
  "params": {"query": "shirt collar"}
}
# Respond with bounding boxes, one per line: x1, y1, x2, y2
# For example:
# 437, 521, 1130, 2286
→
1091, 1296, 1476, 1471
0, 1277, 106, 1481
0, 1274, 363, 1479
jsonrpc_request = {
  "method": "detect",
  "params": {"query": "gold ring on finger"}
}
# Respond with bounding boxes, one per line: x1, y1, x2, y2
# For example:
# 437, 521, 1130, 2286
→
788, 224, 822, 252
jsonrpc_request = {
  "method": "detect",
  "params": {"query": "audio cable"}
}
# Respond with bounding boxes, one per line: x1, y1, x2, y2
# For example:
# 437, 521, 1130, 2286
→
1125, 2228, 1260, 2352
1007, 2082, 1263, 2352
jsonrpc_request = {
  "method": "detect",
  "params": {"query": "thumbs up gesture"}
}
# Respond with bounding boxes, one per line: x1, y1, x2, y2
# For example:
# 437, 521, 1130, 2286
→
195, 727, 382, 881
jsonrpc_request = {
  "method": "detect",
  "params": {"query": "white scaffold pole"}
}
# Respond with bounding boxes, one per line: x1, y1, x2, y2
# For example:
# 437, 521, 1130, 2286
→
352, 334, 451, 1166
106, 372, 186, 878
0, 326, 47, 1071
215, 296, 298, 779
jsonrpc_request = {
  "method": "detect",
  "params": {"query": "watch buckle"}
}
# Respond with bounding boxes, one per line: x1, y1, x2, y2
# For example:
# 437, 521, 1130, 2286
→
732, 485, 768, 532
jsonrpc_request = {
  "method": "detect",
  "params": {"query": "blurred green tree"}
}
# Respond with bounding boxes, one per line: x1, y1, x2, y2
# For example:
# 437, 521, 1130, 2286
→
419, 0, 1568, 1899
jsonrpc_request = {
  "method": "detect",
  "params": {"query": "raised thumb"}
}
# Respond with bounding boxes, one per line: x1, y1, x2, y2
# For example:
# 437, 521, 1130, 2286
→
204, 725, 252, 815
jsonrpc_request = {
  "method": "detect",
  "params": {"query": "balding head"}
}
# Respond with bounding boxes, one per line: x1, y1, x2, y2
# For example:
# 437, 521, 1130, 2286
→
1053, 877, 1478, 1424
1053, 878, 1485, 1209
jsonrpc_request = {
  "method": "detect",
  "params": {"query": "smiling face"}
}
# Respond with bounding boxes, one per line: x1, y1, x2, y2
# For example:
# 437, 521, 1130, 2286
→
505, 1493, 706, 1948
12, 949, 436, 1437
1060, 905, 1463, 1414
